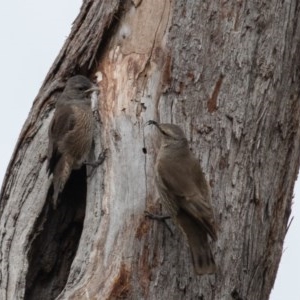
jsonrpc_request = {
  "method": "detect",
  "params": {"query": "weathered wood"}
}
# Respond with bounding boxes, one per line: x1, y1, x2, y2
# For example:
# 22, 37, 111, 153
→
1, 0, 300, 299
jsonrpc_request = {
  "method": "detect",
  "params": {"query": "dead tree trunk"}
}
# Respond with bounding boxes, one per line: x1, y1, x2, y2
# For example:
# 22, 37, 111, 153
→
1, 1, 300, 299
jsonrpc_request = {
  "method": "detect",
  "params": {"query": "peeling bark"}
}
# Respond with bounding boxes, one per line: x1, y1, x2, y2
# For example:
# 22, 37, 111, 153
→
1, 0, 300, 299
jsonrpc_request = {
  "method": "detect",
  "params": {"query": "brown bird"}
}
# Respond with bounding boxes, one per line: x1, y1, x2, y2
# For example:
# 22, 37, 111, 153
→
47, 75, 98, 209
146, 120, 217, 275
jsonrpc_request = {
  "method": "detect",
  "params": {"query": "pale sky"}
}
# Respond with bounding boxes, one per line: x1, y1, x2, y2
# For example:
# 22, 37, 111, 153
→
0, 1, 298, 299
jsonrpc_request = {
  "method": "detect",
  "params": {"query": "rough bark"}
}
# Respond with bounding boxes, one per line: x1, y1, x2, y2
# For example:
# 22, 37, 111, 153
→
1, 0, 300, 299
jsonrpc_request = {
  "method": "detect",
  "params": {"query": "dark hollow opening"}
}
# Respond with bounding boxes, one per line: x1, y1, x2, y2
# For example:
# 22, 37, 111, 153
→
25, 167, 87, 300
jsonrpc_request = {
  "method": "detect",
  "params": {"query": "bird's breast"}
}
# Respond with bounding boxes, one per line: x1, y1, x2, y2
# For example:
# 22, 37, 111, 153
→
64, 107, 94, 168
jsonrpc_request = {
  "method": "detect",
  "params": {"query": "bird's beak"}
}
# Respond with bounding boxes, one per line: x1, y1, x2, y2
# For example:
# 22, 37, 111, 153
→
85, 85, 99, 93
145, 120, 165, 134
145, 120, 158, 127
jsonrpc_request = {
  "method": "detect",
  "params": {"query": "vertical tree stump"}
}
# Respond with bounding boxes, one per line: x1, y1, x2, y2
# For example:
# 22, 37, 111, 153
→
1, 1, 300, 299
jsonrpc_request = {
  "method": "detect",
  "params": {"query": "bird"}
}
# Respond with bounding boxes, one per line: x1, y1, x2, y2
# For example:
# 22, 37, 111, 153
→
47, 75, 98, 209
146, 120, 217, 275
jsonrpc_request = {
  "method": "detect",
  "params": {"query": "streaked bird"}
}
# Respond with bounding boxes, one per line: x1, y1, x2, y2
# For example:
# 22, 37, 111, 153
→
146, 120, 217, 275
47, 75, 98, 209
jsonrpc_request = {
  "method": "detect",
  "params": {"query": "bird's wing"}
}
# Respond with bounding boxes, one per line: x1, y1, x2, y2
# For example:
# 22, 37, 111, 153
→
47, 105, 76, 174
156, 157, 217, 240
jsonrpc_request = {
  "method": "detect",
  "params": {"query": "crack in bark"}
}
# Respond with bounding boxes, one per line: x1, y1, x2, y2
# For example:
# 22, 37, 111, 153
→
207, 74, 224, 113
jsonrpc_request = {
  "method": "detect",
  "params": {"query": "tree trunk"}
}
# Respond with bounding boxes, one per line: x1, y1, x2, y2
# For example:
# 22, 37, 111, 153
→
1, 0, 300, 299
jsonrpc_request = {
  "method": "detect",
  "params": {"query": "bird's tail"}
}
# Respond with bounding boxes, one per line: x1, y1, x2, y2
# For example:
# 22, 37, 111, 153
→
177, 211, 217, 275
51, 158, 72, 209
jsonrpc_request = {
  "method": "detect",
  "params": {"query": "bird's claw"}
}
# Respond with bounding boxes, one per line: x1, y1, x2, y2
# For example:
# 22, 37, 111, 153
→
85, 149, 108, 177
145, 210, 173, 236
85, 149, 108, 168
145, 210, 171, 220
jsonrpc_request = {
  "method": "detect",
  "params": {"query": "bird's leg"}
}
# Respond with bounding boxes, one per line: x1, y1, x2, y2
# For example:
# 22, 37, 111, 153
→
145, 210, 173, 235
145, 211, 171, 220
85, 149, 107, 177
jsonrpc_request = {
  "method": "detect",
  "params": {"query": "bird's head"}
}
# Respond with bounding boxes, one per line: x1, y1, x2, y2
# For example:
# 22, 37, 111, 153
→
62, 75, 99, 100
146, 120, 188, 148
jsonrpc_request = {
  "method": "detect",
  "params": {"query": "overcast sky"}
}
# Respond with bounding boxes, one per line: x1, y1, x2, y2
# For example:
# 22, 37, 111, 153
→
0, 1, 299, 299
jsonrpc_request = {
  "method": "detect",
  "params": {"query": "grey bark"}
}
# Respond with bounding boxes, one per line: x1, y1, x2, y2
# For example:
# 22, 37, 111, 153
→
0, 0, 300, 299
